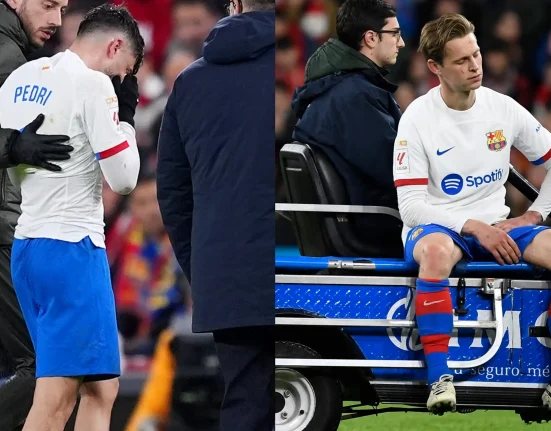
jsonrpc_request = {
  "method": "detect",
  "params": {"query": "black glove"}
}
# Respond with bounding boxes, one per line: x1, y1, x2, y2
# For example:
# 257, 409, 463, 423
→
112, 75, 139, 128
7, 114, 73, 172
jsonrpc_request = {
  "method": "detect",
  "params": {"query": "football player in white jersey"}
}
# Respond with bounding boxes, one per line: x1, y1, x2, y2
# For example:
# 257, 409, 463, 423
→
0, 4, 143, 431
393, 13, 551, 414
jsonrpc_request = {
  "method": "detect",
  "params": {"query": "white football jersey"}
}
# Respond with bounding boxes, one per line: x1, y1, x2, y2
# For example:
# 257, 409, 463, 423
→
0, 49, 139, 247
393, 85, 551, 238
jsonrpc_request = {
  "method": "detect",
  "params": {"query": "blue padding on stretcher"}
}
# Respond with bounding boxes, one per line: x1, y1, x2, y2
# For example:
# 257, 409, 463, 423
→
275, 255, 541, 275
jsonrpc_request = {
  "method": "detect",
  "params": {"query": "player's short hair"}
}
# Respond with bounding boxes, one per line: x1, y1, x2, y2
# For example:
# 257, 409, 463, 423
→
76, 4, 145, 75
419, 13, 475, 65
336, 0, 397, 51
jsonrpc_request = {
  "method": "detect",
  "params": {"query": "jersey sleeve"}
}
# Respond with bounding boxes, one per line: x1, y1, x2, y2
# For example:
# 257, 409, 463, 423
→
393, 108, 469, 233
511, 99, 551, 167
81, 74, 140, 195
509, 98, 551, 220
393, 113, 429, 188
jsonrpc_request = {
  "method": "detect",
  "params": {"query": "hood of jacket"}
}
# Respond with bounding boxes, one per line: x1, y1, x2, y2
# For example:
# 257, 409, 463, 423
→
292, 38, 397, 119
0, 1, 34, 57
203, 10, 274, 65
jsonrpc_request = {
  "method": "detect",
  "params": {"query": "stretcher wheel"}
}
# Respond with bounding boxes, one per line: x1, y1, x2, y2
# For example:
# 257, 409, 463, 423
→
275, 341, 342, 431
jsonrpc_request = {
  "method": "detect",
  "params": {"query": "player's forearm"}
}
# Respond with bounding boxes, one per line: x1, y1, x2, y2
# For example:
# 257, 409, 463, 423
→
527, 165, 551, 222
100, 122, 140, 195
397, 186, 468, 233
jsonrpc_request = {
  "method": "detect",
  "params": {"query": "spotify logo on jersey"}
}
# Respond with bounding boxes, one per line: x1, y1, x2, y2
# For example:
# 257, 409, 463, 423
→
441, 169, 503, 196
441, 173, 464, 195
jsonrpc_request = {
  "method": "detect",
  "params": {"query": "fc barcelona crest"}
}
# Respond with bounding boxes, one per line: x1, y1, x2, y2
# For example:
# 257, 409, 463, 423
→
486, 130, 507, 152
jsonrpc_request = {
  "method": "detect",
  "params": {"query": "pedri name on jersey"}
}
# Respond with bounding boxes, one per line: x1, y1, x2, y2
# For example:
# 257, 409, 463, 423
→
13, 85, 52, 106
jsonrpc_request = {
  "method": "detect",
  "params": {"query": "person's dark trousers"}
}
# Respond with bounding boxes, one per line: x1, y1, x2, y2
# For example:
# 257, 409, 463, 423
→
0, 246, 36, 430
213, 325, 274, 431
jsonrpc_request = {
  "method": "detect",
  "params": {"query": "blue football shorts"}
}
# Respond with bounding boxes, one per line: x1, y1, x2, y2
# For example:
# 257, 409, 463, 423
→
404, 223, 549, 263
11, 236, 120, 381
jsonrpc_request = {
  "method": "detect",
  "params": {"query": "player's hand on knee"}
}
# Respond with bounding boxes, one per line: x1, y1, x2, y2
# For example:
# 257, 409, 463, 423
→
474, 223, 521, 265
111, 75, 139, 128
8, 114, 73, 171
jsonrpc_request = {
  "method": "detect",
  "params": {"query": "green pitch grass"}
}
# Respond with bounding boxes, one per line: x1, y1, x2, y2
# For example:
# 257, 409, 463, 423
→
337, 407, 542, 430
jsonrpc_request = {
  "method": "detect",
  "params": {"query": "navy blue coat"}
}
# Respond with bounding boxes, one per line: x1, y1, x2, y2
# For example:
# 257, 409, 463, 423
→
292, 39, 403, 242
293, 71, 401, 212
156, 11, 275, 333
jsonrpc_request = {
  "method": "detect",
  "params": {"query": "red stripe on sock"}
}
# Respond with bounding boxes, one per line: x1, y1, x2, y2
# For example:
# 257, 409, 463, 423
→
420, 334, 450, 355
419, 278, 445, 283
415, 290, 452, 316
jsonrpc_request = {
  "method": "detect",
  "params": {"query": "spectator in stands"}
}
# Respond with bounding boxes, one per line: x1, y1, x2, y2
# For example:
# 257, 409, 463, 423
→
276, 80, 295, 151
408, 50, 437, 96
135, 46, 198, 159
111, 0, 173, 71
534, 62, 551, 120
276, 35, 305, 93
169, 0, 226, 57
483, 38, 532, 109
138, 46, 199, 171
112, 172, 185, 355
55, 6, 87, 52
493, 10, 523, 62
291, 0, 405, 255
394, 79, 417, 111
123, 283, 207, 431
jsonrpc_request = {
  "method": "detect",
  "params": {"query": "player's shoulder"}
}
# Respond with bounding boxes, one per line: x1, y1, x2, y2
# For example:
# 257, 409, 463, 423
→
77, 68, 114, 97
6, 54, 51, 76
398, 86, 438, 123
477, 85, 517, 108
54, 50, 113, 97
476, 85, 524, 117
477, 85, 509, 102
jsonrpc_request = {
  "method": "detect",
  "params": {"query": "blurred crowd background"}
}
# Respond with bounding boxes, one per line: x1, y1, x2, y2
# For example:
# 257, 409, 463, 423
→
276, 0, 551, 251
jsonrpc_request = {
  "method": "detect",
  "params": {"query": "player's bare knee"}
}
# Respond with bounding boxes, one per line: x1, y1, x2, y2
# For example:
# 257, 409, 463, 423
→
415, 235, 459, 276
80, 378, 119, 407
524, 230, 551, 269
35, 382, 77, 417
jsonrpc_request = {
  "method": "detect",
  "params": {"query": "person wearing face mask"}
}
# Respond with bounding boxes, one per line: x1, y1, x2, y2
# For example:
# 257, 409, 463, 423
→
0, 0, 77, 429
0, 4, 144, 430
292, 0, 406, 256
156, 0, 274, 430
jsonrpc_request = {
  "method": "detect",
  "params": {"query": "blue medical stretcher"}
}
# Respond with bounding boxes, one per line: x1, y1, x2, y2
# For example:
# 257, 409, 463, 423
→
274, 142, 551, 431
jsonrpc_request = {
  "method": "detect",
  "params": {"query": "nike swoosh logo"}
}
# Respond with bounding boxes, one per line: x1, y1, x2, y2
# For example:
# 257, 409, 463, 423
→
436, 147, 455, 156
424, 300, 445, 306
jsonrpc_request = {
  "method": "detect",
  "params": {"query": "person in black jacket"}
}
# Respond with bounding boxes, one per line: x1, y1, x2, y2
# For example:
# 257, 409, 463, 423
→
156, 1, 274, 430
0, 1, 73, 429
292, 0, 406, 255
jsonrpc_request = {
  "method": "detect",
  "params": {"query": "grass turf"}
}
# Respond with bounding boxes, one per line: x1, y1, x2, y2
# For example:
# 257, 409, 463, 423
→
337, 406, 543, 430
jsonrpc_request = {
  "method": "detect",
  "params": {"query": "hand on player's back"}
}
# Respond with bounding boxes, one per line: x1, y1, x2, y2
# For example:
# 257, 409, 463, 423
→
111, 75, 139, 128
466, 220, 521, 265
8, 114, 73, 172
